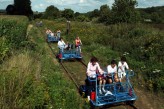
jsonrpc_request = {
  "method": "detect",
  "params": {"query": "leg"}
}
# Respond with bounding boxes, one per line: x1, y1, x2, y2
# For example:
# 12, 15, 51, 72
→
98, 77, 102, 94
79, 46, 81, 53
108, 78, 113, 84
118, 72, 122, 82
114, 73, 119, 83
102, 78, 106, 93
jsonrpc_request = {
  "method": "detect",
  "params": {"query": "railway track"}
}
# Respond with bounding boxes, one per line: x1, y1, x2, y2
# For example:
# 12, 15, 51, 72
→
46, 41, 137, 109
44, 38, 87, 90
37, 25, 137, 109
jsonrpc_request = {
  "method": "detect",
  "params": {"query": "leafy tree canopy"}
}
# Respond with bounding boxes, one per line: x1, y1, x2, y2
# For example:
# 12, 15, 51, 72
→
14, 0, 33, 16
98, 4, 111, 23
111, 0, 140, 23
62, 9, 74, 20
43, 5, 60, 19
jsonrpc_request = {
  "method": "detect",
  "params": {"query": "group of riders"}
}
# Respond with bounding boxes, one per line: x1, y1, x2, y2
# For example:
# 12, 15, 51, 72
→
58, 37, 82, 53
86, 56, 129, 101
45, 28, 129, 101
46, 28, 82, 53
46, 28, 61, 39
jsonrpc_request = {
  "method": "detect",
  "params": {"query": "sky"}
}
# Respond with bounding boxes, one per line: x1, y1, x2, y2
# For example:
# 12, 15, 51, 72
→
0, 0, 164, 13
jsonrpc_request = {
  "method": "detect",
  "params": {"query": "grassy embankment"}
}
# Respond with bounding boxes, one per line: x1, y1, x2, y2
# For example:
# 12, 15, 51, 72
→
0, 16, 84, 109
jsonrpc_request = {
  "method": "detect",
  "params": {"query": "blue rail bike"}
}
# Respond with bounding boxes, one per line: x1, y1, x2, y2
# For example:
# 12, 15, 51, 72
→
47, 34, 60, 42
57, 45, 82, 62
80, 70, 137, 107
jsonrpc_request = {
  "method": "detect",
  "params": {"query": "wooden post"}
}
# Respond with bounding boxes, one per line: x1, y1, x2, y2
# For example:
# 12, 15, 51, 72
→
66, 20, 71, 35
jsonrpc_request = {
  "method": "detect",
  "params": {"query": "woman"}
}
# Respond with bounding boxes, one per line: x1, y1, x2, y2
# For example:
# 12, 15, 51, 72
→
86, 57, 106, 98
75, 36, 82, 53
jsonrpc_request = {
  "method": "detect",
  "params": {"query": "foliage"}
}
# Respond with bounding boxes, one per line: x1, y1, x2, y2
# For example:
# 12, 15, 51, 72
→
76, 15, 89, 22
6, 4, 15, 15
86, 9, 100, 20
0, 51, 47, 108
43, 5, 60, 19
110, 0, 140, 24
137, 6, 164, 23
62, 9, 74, 20
0, 16, 29, 61
98, 4, 111, 23
14, 0, 33, 16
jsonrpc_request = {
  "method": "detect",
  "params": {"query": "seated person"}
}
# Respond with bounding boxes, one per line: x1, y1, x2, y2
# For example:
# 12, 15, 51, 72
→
57, 29, 61, 38
58, 37, 66, 51
118, 56, 129, 82
107, 60, 119, 84
65, 42, 72, 50
46, 28, 52, 35
86, 57, 106, 98
50, 32, 54, 37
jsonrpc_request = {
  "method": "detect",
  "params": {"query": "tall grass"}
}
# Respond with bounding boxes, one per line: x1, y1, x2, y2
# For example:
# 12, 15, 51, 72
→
0, 51, 45, 108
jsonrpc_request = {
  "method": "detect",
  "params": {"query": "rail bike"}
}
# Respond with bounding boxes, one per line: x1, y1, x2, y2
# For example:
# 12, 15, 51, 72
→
57, 45, 82, 62
47, 34, 60, 42
79, 70, 137, 107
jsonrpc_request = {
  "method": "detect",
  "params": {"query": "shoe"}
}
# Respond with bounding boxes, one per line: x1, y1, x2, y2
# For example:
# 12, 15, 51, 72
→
105, 91, 113, 96
102, 88, 107, 93
87, 96, 90, 101
99, 90, 102, 94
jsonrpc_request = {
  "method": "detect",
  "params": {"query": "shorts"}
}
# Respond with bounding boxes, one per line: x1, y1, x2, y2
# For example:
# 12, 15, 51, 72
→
98, 74, 106, 79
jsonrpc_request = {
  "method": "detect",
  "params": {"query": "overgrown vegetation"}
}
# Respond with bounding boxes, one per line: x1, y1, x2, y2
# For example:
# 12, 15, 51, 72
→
1, 0, 164, 108
0, 16, 83, 108
0, 16, 29, 61
42, 19, 164, 95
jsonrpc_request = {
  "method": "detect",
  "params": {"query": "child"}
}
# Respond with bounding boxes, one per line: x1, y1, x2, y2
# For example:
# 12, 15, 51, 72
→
107, 60, 119, 84
118, 56, 129, 82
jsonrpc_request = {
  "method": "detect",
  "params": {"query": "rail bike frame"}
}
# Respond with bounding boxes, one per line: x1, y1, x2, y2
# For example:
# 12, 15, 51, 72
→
87, 70, 137, 107
58, 48, 82, 62
47, 34, 59, 42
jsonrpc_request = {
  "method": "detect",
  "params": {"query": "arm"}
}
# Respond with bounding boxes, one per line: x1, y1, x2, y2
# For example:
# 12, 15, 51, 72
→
125, 62, 129, 70
80, 39, 82, 45
118, 62, 124, 72
75, 39, 78, 45
97, 63, 103, 75
86, 62, 91, 76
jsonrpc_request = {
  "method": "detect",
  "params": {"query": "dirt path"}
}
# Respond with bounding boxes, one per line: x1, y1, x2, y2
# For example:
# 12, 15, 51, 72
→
134, 88, 164, 109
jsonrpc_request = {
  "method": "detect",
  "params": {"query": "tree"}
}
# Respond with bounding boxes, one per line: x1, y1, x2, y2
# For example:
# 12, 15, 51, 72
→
6, 4, 15, 15
74, 12, 80, 17
43, 5, 60, 19
14, 0, 33, 16
62, 9, 74, 20
151, 12, 162, 23
98, 4, 110, 23
110, 0, 140, 23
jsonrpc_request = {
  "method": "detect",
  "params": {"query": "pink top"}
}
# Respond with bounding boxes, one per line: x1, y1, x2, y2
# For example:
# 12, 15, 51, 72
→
86, 62, 103, 76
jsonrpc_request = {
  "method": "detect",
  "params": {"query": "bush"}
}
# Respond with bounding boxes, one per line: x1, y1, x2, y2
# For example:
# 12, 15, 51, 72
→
0, 16, 28, 61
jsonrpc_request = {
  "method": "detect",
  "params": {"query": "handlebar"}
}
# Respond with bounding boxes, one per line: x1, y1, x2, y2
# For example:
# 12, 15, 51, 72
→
126, 70, 134, 77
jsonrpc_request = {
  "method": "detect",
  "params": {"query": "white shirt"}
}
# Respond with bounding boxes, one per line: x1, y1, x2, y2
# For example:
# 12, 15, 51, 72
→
58, 40, 65, 49
118, 61, 129, 73
107, 65, 117, 74
50, 32, 54, 37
